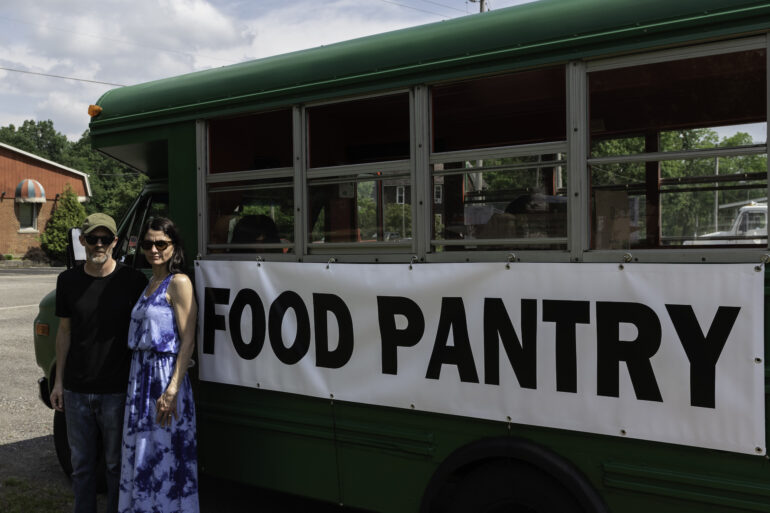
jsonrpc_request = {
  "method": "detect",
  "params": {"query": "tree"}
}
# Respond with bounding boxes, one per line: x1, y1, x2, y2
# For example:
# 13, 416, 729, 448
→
591, 128, 767, 242
0, 120, 69, 162
40, 184, 86, 262
65, 131, 147, 219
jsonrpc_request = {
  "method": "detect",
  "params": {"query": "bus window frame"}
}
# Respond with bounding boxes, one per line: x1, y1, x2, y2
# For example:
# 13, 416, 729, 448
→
202, 130, 297, 259
302, 89, 418, 260
195, 36, 770, 265
427, 142, 570, 258
582, 35, 770, 263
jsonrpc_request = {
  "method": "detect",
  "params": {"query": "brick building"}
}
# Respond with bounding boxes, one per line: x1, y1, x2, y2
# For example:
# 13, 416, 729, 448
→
0, 142, 90, 257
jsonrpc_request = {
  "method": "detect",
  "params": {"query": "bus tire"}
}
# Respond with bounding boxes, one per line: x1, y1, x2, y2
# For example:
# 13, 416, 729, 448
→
53, 410, 73, 478
446, 459, 584, 513
421, 437, 607, 513
53, 409, 108, 493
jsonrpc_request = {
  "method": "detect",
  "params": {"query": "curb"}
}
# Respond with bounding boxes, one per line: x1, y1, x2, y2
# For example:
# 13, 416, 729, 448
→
0, 260, 59, 268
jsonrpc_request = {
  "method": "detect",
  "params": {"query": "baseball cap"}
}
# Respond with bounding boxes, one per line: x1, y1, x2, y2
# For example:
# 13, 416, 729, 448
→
81, 213, 117, 236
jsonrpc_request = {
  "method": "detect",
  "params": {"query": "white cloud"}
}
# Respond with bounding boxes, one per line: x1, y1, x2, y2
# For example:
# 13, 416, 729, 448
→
245, 0, 433, 59
0, 0, 539, 140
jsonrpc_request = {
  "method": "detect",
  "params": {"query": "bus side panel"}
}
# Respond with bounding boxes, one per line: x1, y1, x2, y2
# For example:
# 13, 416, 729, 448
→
336, 385, 770, 512
34, 289, 58, 384
196, 382, 340, 504
334, 401, 508, 513
164, 121, 198, 264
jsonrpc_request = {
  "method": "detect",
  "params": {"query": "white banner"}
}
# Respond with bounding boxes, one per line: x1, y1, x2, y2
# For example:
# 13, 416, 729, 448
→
196, 260, 765, 455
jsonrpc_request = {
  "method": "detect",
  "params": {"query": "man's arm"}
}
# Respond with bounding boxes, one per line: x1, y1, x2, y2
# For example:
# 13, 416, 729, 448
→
50, 317, 71, 412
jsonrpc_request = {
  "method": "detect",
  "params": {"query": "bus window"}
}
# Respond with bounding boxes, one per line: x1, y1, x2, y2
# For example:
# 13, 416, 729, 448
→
207, 180, 294, 253
431, 154, 567, 251
308, 170, 411, 244
308, 93, 409, 168
589, 49, 767, 249
119, 192, 169, 268
206, 109, 294, 255
432, 67, 566, 152
305, 92, 412, 251
209, 109, 293, 173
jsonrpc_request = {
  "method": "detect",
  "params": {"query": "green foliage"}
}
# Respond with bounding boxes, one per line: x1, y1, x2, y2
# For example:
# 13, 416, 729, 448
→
3, 254, 13, 260
357, 182, 377, 238
385, 202, 412, 238
592, 128, 767, 242
241, 204, 294, 239
65, 131, 147, 219
40, 185, 86, 262
0, 120, 68, 162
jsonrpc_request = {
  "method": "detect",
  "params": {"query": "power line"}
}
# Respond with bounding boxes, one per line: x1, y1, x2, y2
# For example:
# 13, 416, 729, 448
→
0, 66, 125, 87
375, 0, 451, 18
0, 15, 238, 66
417, 0, 468, 13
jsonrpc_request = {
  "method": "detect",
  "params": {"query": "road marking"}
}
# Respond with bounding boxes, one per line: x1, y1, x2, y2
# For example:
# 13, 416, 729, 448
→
0, 304, 38, 311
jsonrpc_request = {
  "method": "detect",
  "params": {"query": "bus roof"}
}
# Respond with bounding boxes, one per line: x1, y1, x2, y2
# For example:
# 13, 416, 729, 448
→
89, 0, 770, 134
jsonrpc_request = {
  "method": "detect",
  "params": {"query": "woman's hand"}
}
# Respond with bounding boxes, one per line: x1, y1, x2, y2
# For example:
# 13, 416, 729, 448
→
156, 389, 179, 427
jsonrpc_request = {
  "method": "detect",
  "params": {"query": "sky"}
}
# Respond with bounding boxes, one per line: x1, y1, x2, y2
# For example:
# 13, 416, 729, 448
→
0, 0, 537, 141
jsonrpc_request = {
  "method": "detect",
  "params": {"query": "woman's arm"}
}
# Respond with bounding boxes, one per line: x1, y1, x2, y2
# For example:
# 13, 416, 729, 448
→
156, 273, 197, 427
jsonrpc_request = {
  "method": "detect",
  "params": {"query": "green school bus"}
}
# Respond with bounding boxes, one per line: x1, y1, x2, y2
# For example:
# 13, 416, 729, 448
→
35, 1, 770, 511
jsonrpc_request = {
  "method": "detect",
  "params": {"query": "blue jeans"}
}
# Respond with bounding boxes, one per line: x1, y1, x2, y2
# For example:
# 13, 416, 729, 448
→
63, 390, 125, 513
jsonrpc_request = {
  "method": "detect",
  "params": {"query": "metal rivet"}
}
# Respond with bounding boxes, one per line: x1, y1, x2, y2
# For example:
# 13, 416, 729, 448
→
620, 429, 627, 436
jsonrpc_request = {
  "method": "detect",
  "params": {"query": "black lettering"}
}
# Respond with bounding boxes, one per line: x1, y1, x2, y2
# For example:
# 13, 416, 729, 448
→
484, 298, 536, 388
426, 298, 479, 383
269, 291, 311, 365
228, 289, 265, 360
542, 300, 590, 393
377, 296, 425, 375
597, 302, 663, 402
314, 293, 354, 369
203, 287, 230, 354
666, 304, 740, 408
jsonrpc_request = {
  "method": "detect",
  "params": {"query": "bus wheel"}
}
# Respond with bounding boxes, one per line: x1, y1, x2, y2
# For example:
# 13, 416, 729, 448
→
53, 410, 73, 478
53, 410, 108, 493
446, 459, 585, 513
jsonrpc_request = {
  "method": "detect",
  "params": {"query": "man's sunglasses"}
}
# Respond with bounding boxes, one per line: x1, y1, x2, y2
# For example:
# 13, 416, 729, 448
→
84, 234, 115, 246
140, 240, 172, 251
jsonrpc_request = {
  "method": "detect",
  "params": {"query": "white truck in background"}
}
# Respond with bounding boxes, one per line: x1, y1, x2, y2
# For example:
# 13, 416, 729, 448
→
686, 203, 767, 245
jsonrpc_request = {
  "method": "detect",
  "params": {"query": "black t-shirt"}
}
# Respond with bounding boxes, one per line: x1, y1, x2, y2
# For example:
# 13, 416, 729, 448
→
55, 263, 148, 393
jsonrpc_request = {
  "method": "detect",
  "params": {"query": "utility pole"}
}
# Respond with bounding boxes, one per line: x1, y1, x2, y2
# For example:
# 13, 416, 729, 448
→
469, 0, 488, 13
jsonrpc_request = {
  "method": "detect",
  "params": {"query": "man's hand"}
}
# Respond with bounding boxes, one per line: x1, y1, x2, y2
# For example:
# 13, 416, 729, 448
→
50, 382, 64, 412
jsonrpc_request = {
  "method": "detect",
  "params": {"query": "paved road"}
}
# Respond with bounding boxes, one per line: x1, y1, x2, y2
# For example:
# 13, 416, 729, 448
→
0, 268, 369, 513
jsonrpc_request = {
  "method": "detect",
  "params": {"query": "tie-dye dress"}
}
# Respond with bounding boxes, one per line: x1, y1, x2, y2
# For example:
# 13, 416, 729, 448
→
118, 274, 199, 513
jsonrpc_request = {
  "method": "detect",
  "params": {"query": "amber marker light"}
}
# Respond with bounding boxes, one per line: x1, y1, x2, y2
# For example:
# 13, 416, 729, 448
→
35, 323, 49, 336
88, 104, 103, 117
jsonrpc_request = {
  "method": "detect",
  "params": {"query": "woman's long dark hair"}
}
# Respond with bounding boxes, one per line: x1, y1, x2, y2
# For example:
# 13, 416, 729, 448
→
140, 217, 186, 274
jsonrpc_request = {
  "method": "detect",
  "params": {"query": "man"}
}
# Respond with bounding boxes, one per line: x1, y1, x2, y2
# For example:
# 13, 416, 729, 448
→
50, 213, 147, 513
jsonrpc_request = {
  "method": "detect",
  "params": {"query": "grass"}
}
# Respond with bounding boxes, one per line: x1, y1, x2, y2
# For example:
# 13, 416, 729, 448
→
0, 477, 72, 513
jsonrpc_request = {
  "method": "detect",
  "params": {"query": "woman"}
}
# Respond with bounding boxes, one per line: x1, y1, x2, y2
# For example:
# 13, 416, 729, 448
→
118, 217, 199, 513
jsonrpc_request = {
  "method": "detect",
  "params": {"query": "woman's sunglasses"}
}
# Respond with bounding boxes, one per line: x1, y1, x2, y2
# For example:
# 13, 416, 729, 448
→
140, 239, 172, 251
84, 234, 115, 246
